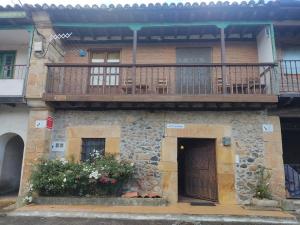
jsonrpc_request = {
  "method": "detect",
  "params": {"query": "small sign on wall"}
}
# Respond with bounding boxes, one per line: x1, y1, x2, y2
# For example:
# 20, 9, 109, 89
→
35, 120, 47, 128
262, 124, 274, 133
52, 142, 65, 152
166, 123, 185, 129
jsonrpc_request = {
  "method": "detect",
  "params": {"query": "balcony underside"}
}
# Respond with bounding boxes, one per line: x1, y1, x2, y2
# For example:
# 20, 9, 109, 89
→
0, 96, 26, 104
44, 94, 277, 110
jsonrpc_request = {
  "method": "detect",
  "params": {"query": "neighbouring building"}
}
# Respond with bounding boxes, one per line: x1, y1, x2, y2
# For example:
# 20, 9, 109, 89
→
0, 0, 300, 206
0, 10, 32, 196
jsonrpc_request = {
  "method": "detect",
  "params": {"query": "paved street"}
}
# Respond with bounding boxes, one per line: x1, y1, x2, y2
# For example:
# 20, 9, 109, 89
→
0, 216, 298, 225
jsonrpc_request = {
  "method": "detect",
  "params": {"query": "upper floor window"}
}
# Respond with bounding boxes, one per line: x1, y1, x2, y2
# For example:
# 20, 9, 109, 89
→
0, 51, 15, 79
90, 51, 120, 86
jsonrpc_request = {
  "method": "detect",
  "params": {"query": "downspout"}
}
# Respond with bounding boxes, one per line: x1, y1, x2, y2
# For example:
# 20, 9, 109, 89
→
22, 25, 34, 100
269, 23, 279, 95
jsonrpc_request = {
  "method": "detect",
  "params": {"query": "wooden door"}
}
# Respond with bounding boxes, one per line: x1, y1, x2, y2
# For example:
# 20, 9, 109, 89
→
176, 48, 212, 95
184, 139, 217, 201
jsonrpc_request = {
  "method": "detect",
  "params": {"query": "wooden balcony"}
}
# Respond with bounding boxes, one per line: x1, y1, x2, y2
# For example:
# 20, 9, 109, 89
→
44, 63, 278, 109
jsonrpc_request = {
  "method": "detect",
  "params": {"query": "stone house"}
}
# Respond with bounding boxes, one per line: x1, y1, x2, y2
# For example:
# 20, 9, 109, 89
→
0, 0, 300, 206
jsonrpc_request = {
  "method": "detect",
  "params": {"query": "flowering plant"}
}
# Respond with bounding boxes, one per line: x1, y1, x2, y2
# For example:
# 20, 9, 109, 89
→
29, 154, 134, 197
253, 166, 272, 200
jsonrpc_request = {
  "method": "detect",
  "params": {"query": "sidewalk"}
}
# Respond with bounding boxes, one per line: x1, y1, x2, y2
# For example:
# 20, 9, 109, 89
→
8, 203, 299, 225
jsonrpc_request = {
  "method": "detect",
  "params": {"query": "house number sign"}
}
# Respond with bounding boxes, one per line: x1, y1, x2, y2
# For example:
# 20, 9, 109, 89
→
262, 124, 273, 133
35, 120, 47, 128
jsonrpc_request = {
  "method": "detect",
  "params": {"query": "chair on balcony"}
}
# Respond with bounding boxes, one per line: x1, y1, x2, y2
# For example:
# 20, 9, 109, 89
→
122, 78, 149, 94
156, 78, 168, 94
122, 78, 134, 94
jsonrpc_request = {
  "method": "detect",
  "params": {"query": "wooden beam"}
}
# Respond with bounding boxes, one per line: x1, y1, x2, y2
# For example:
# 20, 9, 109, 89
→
43, 94, 278, 103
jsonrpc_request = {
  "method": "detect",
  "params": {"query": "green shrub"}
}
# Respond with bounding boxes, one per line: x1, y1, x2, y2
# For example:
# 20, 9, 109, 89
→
253, 166, 272, 200
30, 154, 134, 197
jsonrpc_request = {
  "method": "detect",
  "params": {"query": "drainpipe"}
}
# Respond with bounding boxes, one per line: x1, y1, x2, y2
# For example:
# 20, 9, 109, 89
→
23, 26, 34, 100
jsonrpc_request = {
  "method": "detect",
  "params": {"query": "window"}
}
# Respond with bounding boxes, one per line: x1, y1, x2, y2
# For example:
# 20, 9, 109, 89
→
90, 51, 120, 86
81, 138, 105, 161
0, 51, 16, 79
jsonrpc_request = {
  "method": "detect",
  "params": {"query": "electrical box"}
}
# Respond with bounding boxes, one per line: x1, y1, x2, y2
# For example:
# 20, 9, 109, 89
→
33, 41, 43, 52
222, 137, 231, 146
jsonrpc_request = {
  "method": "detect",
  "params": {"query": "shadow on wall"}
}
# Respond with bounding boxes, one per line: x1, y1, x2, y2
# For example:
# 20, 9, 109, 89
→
0, 133, 24, 195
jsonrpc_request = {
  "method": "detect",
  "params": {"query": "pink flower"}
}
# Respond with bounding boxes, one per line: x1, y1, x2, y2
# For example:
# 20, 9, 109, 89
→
99, 176, 109, 184
110, 178, 117, 185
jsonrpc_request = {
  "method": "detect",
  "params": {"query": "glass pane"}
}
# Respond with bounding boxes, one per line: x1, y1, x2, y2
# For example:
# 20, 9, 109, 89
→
107, 52, 120, 63
91, 52, 105, 63
106, 75, 119, 86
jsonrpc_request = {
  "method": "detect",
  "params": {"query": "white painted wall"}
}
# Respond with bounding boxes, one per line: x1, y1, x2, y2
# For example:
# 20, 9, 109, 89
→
256, 27, 276, 94
256, 26, 274, 63
0, 105, 29, 142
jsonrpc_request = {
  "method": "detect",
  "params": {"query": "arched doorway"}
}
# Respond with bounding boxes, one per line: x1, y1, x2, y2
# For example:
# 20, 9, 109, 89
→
0, 133, 24, 196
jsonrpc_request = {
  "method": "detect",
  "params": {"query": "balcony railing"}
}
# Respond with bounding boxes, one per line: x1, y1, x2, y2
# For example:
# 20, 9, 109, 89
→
0, 65, 28, 98
45, 63, 276, 102
279, 60, 300, 94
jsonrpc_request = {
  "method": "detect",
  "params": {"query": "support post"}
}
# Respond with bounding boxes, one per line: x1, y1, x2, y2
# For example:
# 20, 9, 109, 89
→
220, 27, 227, 94
132, 29, 138, 94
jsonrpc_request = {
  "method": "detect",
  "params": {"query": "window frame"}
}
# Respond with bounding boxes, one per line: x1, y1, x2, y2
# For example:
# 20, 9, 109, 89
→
89, 50, 121, 86
0, 51, 16, 79
81, 138, 106, 162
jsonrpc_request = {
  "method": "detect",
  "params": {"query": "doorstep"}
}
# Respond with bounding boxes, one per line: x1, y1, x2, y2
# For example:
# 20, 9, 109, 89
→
8, 203, 298, 225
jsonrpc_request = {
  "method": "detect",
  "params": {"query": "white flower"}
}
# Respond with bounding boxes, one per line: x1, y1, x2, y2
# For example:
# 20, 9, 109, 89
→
63, 178, 67, 182
89, 170, 100, 179
24, 196, 32, 203
60, 158, 68, 165
130, 162, 134, 167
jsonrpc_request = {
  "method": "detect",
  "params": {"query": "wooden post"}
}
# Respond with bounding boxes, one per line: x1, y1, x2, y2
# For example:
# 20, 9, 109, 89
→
220, 27, 227, 94
132, 29, 137, 94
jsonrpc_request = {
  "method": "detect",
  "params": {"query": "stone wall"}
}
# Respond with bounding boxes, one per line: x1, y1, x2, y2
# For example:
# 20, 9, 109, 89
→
50, 109, 283, 204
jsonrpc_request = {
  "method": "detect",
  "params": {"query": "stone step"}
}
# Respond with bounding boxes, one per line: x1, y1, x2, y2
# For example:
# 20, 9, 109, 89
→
293, 200, 300, 207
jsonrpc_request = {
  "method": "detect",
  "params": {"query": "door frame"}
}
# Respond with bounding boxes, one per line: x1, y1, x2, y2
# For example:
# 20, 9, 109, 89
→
158, 124, 237, 204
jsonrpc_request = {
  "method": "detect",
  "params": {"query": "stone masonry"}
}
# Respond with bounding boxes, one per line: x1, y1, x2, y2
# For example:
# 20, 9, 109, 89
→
51, 109, 281, 204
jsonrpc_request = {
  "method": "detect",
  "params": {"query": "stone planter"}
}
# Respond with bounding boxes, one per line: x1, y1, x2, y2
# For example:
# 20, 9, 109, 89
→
33, 196, 168, 206
251, 198, 279, 208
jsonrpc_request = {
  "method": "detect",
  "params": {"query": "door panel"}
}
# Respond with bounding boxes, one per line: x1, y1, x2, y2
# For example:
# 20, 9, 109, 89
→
184, 139, 217, 201
176, 48, 212, 94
